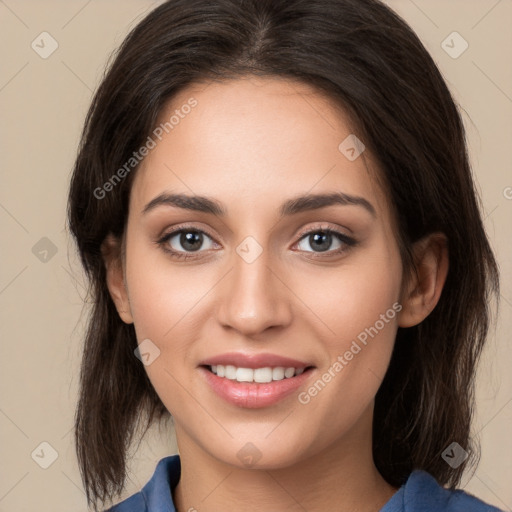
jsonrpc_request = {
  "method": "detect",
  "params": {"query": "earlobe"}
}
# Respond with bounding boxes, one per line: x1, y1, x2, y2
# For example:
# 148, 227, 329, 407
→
101, 234, 134, 324
397, 233, 449, 328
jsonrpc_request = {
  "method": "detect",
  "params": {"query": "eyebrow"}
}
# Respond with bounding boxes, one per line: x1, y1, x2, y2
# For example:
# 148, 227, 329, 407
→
142, 191, 376, 218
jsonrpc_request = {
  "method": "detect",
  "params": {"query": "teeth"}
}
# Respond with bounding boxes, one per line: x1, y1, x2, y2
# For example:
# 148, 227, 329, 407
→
237, 367, 256, 382
284, 367, 295, 378
272, 367, 285, 381
225, 365, 237, 379
209, 364, 307, 383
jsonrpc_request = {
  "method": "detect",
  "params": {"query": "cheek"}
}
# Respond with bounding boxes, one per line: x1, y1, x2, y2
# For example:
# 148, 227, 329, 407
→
125, 237, 211, 339
124, 242, 212, 412
292, 241, 402, 346
291, 242, 402, 422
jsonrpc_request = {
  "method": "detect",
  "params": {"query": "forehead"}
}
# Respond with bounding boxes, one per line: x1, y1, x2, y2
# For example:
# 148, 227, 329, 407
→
131, 76, 389, 221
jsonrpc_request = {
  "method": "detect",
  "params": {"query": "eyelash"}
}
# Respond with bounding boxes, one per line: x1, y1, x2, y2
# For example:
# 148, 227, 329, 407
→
155, 223, 357, 261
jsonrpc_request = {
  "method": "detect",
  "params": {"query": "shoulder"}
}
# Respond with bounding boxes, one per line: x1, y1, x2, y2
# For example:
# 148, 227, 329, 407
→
106, 455, 181, 512
383, 469, 505, 512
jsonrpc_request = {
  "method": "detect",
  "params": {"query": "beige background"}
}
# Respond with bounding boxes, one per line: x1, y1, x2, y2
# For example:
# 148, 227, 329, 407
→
0, 1, 511, 510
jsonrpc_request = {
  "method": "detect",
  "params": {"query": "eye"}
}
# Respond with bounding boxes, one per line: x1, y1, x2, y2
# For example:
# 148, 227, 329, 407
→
295, 228, 356, 255
157, 227, 218, 259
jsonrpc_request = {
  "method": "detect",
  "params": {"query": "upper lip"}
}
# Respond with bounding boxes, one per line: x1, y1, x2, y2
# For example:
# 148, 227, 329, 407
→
199, 352, 314, 369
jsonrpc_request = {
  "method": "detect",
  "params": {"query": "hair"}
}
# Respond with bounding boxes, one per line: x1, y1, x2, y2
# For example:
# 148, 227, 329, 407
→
67, 0, 500, 509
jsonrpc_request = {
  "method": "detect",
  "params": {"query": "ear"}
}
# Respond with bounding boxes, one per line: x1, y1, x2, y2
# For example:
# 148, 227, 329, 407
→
101, 233, 134, 324
397, 232, 449, 328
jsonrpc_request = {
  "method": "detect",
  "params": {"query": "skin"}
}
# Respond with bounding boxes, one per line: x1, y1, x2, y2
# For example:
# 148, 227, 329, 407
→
103, 76, 449, 512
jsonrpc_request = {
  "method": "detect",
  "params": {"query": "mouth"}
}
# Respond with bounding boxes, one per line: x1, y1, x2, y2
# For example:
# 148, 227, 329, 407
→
199, 363, 316, 408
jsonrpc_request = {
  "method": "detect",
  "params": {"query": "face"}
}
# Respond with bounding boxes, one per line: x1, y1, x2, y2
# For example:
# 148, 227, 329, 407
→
109, 76, 409, 470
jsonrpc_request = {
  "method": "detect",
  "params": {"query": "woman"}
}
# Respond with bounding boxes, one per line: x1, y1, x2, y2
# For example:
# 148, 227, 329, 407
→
67, 0, 503, 510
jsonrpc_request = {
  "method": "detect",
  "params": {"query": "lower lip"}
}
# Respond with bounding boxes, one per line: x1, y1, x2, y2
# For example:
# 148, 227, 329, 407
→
199, 366, 315, 409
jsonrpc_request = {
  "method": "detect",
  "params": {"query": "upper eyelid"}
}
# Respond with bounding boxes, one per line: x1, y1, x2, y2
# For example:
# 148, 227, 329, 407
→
159, 224, 218, 244
295, 223, 351, 240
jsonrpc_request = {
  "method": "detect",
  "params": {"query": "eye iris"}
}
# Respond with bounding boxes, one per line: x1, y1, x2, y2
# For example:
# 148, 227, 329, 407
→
181, 231, 203, 251
310, 231, 331, 252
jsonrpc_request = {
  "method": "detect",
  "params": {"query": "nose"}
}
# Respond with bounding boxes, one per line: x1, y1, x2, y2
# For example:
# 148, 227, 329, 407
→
215, 248, 293, 337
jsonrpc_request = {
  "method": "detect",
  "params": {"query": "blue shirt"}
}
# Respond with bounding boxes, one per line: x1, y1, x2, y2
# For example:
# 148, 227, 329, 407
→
107, 455, 504, 511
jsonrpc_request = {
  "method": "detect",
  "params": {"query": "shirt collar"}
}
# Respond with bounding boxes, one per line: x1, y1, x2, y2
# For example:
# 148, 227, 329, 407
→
140, 454, 181, 511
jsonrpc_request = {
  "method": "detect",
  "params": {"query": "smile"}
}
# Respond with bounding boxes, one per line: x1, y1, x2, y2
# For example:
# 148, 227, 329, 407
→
200, 365, 315, 408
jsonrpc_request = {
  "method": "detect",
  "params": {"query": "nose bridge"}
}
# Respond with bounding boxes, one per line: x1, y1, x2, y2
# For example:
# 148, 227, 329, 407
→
216, 240, 291, 335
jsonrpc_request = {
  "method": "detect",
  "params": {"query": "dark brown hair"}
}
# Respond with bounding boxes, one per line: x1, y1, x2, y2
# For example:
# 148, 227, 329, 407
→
67, 0, 500, 509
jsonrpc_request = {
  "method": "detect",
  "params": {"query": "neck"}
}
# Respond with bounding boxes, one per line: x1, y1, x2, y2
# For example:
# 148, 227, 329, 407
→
172, 407, 398, 512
